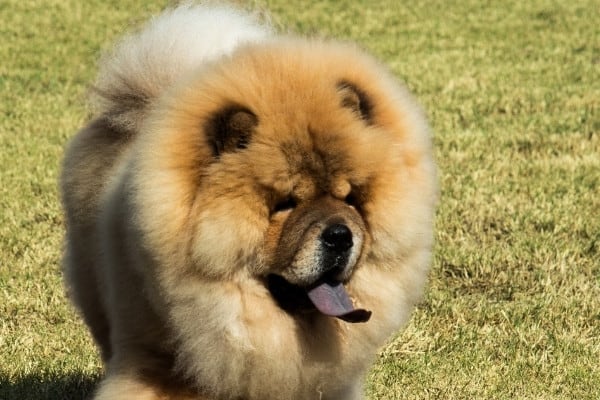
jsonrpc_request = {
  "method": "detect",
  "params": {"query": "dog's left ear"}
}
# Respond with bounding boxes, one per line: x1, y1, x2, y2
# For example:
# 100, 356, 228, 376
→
206, 106, 258, 157
337, 80, 373, 123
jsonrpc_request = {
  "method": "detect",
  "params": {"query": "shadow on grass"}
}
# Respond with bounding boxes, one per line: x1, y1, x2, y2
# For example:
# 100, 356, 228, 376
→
0, 372, 99, 400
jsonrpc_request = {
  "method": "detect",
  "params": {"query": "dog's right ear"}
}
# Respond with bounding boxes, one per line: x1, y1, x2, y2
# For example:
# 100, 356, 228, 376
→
205, 106, 258, 157
337, 80, 373, 124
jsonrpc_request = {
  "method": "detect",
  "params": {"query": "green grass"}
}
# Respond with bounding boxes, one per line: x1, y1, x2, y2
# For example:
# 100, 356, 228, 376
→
1, 0, 598, 399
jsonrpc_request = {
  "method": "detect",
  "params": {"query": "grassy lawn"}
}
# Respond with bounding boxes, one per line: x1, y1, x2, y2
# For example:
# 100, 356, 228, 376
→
1, 0, 598, 399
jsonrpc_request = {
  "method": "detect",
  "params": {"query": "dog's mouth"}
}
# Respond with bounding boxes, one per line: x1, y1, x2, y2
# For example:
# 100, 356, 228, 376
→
267, 274, 371, 323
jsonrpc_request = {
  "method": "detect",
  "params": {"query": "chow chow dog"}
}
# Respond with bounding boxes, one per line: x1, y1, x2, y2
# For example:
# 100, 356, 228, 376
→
60, 3, 437, 399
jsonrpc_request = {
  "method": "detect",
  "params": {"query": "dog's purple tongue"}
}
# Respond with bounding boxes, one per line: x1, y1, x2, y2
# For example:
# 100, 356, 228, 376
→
307, 280, 371, 323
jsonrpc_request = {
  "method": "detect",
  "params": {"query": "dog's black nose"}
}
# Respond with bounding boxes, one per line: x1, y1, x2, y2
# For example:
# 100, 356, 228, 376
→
321, 223, 353, 253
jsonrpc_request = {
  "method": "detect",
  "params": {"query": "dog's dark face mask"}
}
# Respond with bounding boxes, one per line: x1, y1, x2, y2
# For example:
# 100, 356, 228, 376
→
266, 196, 371, 323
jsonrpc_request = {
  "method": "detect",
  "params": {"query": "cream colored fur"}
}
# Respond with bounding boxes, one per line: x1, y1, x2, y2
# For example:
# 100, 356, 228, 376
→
61, 3, 437, 400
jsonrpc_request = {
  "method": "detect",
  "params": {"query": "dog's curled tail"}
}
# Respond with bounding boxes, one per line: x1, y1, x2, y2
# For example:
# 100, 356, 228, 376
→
91, 3, 272, 134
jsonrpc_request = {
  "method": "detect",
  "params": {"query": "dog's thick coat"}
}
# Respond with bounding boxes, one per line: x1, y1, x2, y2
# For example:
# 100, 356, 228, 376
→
61, 4, 437, 399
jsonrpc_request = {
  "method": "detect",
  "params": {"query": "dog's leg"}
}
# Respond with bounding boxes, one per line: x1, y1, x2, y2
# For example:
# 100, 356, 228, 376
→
93, 374, 203, 400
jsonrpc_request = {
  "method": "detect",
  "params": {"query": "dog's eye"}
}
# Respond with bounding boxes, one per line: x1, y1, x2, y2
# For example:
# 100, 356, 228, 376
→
272, 197, 297, 214
344, 191, 360, 209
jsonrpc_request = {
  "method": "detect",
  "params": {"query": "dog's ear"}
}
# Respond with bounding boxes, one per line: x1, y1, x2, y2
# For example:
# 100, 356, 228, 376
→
206, 106, 258, 156
337, 80, 373, 123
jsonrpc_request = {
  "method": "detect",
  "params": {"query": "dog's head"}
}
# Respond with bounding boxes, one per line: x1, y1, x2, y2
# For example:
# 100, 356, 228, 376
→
131, 40, 436, 323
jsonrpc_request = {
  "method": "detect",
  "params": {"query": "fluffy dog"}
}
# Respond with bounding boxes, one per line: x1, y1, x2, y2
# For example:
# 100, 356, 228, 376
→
60, 3, 437, 399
